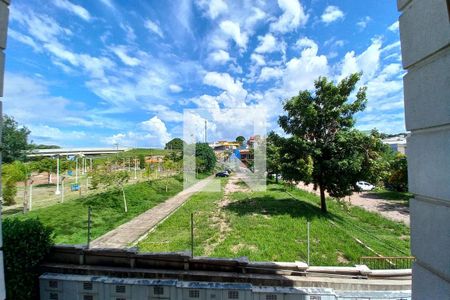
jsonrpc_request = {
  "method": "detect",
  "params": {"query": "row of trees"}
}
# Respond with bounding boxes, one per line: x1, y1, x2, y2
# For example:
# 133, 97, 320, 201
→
266, 73, 408, 213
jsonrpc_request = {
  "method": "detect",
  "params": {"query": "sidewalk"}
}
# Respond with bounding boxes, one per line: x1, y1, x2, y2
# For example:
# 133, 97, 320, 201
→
91, 176, 213, 248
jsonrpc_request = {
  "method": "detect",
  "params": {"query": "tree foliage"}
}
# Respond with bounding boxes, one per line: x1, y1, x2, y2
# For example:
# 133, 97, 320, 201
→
278, 73, 368, 212
165, 138, 185, 150
235, 136, 245, 146
195, 143, 216, 173
3, 218, 54, 300
2, 115, 32, 163
386, 153, 408, 192
2, 161, 29, 205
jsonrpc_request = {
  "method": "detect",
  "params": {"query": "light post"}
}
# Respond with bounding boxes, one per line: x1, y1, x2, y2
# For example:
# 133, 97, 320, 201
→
29, 180, 34, 211
55, 155, 61, 195
75, 156, 79, 184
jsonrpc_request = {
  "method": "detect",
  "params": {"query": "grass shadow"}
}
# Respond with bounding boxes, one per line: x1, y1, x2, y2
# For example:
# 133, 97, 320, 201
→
364, 190, 412, 202
35, 183, 56, 188
224, 195, 341, 221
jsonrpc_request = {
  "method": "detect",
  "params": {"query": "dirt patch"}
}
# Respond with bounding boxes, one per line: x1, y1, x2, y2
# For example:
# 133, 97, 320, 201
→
296, 182, 410, 226
203, 176, 250, 256
337, 252, 350, 264
230, 243, 258, 254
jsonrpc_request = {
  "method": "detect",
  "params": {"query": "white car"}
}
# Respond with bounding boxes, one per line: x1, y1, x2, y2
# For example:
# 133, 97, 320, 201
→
356, 181, 375, 191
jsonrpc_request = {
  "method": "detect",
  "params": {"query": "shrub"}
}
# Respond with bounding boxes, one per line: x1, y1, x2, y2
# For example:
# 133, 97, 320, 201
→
3, 218, 54, 300
3, 179, 17, 205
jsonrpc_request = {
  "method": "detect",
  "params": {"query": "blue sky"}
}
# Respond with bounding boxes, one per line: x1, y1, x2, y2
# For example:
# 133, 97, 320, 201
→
4, 0, 404, 148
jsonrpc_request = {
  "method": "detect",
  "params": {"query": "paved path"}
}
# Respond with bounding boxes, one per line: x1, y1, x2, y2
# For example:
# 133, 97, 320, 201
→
91, 176, 213, 248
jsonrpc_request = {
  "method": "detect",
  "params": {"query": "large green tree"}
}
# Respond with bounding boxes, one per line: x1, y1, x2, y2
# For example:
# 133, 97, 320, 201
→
235, 136, 245, 146
165, 138, 185, 150
278, 73, 368, 212
2, 115, 32, 163
195, 143, 216, 173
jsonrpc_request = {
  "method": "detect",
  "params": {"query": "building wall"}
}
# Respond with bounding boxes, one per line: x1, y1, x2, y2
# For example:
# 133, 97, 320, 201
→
397, 0, 450, 298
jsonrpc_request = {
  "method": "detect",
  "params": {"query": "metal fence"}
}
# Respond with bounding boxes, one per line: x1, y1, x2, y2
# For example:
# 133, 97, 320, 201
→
360, 256, 415, 269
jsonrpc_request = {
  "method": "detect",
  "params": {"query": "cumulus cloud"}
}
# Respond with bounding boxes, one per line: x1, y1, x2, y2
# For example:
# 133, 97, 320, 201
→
196, 0, 228, 19
321, 6, 344, 24
203, 72, 248, 106
208, 49, 231, 64
141, 116, 172, 146
258, 67, 283, 82
251, 53, 266, 66
255, 34, 278, 53
145, 19, 164, 38
220, 20, 248, 49
53, 0, 91, 21
271, 0, 308, 33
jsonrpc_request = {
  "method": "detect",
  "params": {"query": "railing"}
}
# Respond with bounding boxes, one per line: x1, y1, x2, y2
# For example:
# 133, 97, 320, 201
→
360, 256, 415, 269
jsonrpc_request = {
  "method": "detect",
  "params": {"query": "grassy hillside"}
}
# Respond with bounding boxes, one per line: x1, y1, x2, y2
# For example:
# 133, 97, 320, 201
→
138, 180, 410, 265
8, 175, 184, 244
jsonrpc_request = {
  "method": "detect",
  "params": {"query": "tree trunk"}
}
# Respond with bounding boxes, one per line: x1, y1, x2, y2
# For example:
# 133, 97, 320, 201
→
319, 184, 327, 213
275, 173, 279, 184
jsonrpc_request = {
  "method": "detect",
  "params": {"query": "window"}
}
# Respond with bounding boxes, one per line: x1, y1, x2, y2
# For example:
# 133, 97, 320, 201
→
154, 286, 164, 295
266, 295, 277, 300
48, 281, 58, 289
83, 282, 93, 290
83, 296, 93, 300
115, 285, 126, 293
228, 290, 239, 299
49, 293, 58, 300
189, 289, 200, 298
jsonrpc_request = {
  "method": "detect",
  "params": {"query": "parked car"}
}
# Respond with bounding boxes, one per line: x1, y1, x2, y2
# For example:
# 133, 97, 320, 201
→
356, 181, 375, 191
215, 172, 229, 177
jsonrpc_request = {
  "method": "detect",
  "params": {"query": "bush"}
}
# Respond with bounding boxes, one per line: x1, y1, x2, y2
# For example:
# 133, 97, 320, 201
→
3, 179, 17, 205
3, 218, 54, 300
386, 154, 408, 192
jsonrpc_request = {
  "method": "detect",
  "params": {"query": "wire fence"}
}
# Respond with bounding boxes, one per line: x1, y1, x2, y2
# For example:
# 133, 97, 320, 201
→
360, 256, 415, 269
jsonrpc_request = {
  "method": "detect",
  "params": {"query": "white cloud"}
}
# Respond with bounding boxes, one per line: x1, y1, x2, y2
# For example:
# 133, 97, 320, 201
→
8, 29, 40, 52
251, 53, 266, 66
208, 49, 231, 64
220, 20, 248, 49
196, 0, 228, 19
53, 0, 91, 21
99, 0, 114, 9
321, 5, 344, 24
203, 72, 248, 106
357, 16, 371, 30
295, 37, 317, 49
111, 45, 141, 66
388, 21, 399, 32
258, 67, 283, 82
281, 39, 329, 95
144, 19, 164, 38
255, 34, 278, 53
271, 0, 308, 33
338, 38, 382, 82
28, 124, 86, 144
141, 116, 172, 146
169, 84, 183, 93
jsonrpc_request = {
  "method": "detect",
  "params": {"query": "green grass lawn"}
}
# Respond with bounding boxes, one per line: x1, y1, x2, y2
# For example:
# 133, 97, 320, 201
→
138, 180, 410, 266
7, 175, 184, 245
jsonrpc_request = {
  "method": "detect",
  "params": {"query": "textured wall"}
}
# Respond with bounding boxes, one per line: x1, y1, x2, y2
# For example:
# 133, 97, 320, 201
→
398, 0, 450, 298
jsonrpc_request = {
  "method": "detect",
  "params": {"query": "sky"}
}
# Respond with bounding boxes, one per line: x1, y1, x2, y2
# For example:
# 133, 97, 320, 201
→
4, 0, 404, 148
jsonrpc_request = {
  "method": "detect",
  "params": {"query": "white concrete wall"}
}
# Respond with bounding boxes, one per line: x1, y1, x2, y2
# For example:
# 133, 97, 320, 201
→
398, 0, 450, 298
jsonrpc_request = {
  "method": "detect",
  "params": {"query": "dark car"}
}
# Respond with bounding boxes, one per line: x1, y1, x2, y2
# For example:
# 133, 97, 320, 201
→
215, 172, 229, 177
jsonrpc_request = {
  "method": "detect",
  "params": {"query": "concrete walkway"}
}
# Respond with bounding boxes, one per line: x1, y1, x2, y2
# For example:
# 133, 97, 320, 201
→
91, 176, 213, 248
